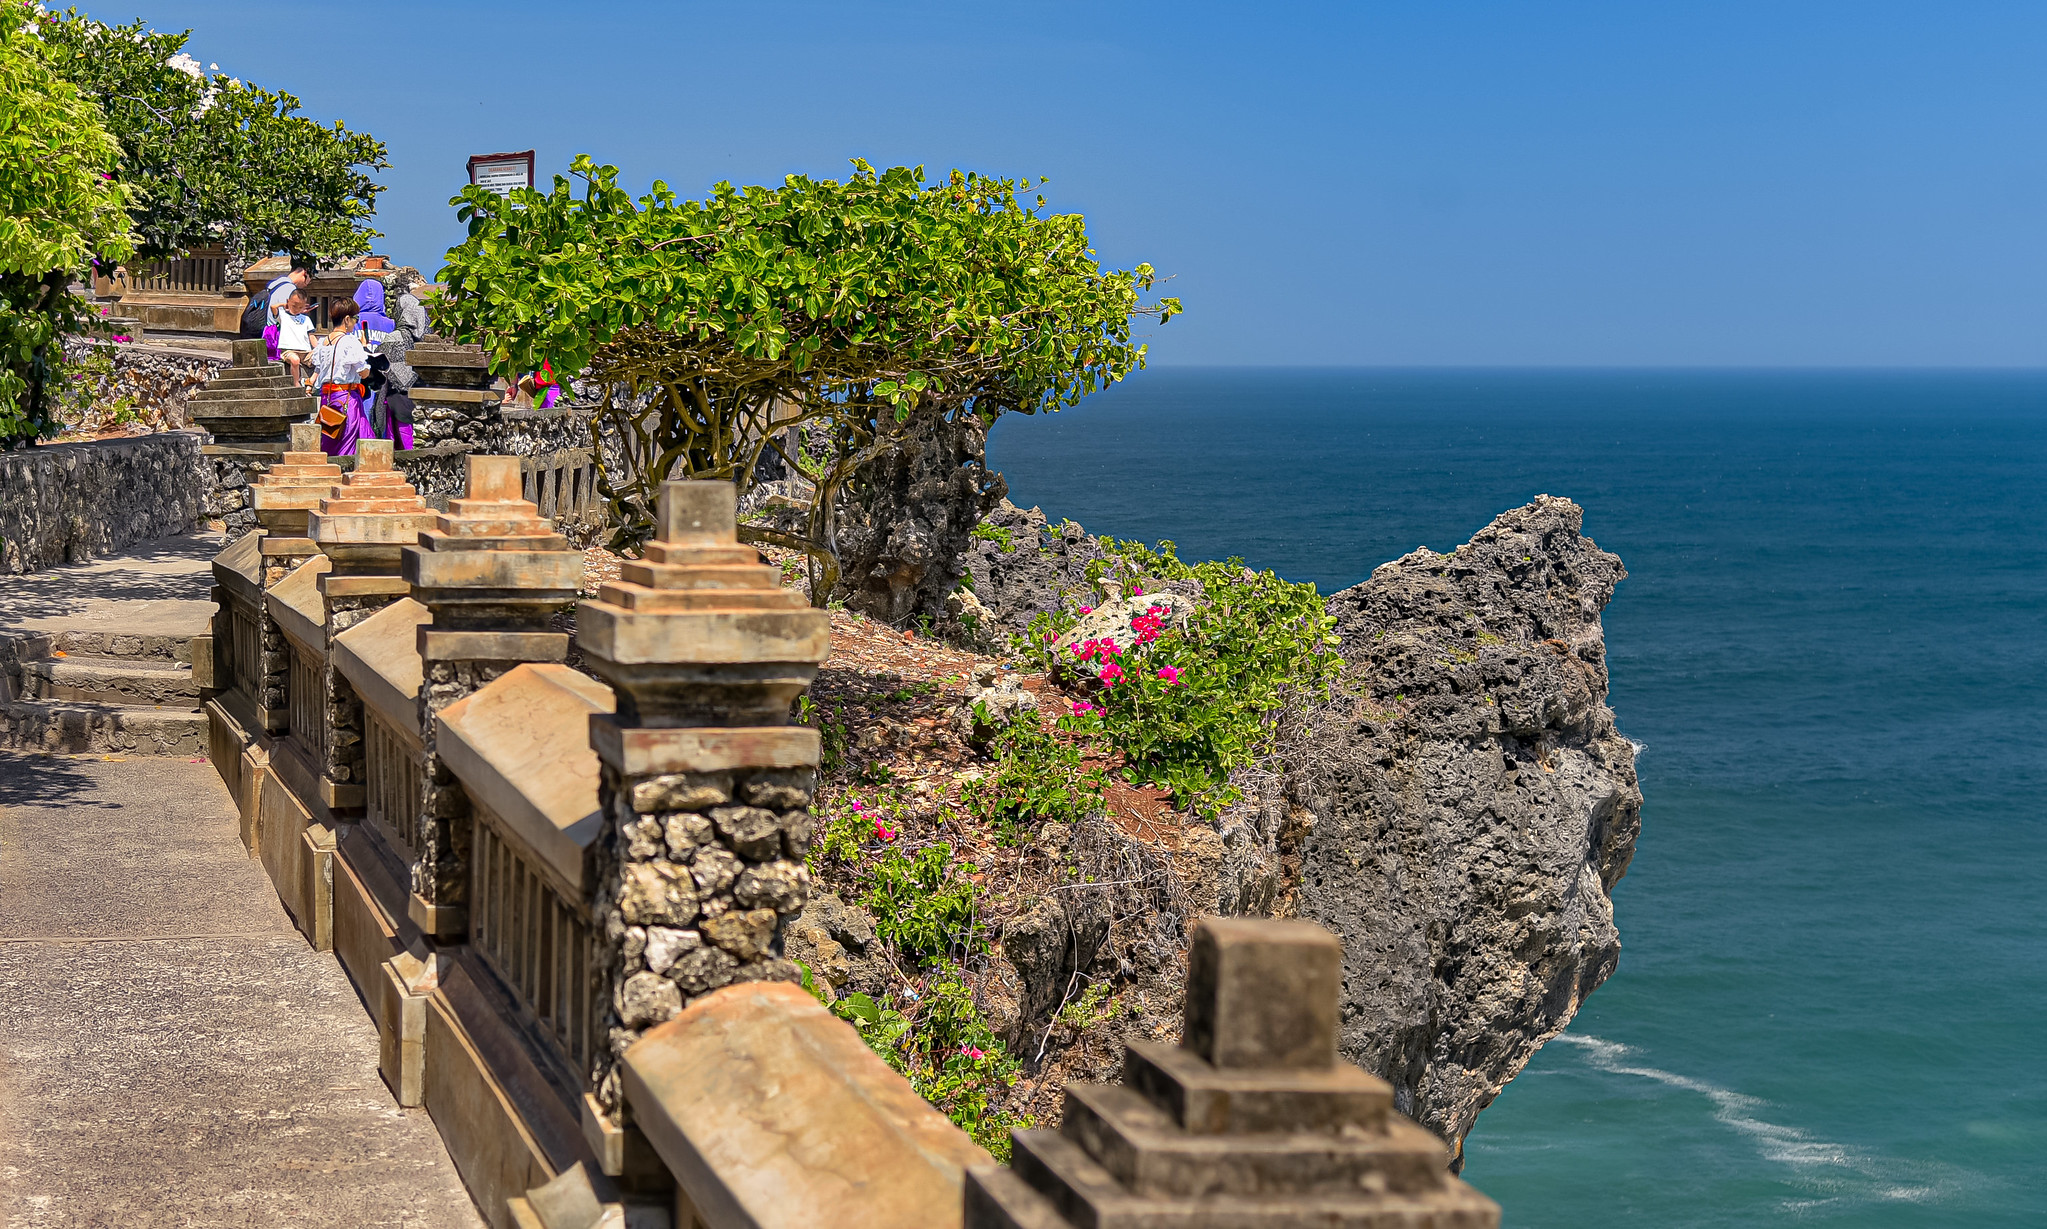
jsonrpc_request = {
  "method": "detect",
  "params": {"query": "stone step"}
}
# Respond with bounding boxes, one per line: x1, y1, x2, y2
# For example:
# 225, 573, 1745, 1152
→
1004, 1131, 1498, 1229
1059, 1083, 1448, 1201
189, 395, 316, 418
1123, 1041, 1390, 1137
0, 699, 206, 757
965, 1167, 1079, 1229
190, 382, 306, 404
199, 367, 295, 387
4, 629, 196, 664
19, 655, 200, 706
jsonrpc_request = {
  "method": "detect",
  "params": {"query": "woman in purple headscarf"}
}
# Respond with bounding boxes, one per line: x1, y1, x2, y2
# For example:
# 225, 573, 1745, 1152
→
352, 279, 409, 448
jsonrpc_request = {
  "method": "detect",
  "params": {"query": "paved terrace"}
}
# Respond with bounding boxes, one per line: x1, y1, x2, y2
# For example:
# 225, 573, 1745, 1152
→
0, 541, 481, 1227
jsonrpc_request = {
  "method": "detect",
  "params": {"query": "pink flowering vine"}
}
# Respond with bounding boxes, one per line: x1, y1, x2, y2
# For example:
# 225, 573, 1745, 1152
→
1070, 700, 1098, 715
959, 1045, 987, 1060
1077, 606, 1093, 615
1100, 662, 1126, 688
874, 819, 898, 841
1157, 666, 1182, 685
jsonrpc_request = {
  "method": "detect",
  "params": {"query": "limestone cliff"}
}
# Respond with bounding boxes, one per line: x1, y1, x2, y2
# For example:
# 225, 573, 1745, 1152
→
1275, 495, 1639, 1165
958, 494, 1640, 1163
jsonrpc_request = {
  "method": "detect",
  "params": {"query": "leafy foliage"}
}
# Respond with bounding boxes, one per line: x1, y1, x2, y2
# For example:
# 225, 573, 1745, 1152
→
34, 7, 388, 264
961, 710, 1107, 844
0, 3, 131, 442
833, 968, 1029, 1160
862, 842, 983, 963
436, 157, 1179, 580
1025, 543, 1341, 813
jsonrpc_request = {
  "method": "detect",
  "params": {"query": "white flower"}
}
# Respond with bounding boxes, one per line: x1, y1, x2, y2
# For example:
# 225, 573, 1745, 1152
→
209, 63, 219, 71
165, 52, 204, 79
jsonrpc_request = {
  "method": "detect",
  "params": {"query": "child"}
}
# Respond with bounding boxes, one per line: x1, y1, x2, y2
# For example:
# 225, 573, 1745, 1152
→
274, 291, 316, 386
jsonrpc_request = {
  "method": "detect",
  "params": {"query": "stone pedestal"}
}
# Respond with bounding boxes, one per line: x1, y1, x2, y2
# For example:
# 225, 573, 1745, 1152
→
190, 338, 317, 445
241, 424, 344, 734
399, 454, 582, 939
578, 481, 829, 1125
308, 440, 438, 813
964, 918, 1502, 1228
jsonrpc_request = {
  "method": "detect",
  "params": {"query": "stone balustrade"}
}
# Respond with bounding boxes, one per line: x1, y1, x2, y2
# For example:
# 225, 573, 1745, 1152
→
204, 465, 1495, 1229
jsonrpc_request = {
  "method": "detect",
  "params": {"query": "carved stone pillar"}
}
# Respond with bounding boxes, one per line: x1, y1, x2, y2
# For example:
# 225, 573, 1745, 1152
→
307, 440, 437, 815
400, 453, 582, 940
578, 481, 829, 1116
249, 424, 341, 735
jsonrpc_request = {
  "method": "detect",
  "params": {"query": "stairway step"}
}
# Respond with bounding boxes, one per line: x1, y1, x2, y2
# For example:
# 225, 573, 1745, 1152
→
965, 1166, 1079, 1229
0, 700, 205, 757
1007, 1131, 1497, 1229
1060, 1083, 1450, 1201
20, 656, 200, 706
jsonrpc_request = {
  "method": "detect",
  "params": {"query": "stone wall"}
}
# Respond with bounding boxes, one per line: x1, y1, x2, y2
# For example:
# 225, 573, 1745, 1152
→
0, 433, 210, 573
58, 339, 223, 434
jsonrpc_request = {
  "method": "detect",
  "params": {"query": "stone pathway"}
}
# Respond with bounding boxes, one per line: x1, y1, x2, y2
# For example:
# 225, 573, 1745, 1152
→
0, 714, 482, 1226
0, 533, 219, 756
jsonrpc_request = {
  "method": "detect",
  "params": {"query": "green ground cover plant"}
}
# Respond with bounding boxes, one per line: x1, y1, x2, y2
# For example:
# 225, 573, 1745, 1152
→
960, 710, 1106, 844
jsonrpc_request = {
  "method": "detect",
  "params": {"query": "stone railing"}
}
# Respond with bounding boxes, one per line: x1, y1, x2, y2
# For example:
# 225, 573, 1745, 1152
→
204, 458, 1499, 1229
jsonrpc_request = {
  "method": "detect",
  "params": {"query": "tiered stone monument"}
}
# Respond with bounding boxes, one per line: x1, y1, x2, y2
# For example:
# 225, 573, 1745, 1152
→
399, 454, 582, 940
576, 481, 829, 1125
306, 440, 437, 813
245, 423, 343, 734
965, 918, 1502, 1228
405, 339, 500, 448
186, 338, 317, 445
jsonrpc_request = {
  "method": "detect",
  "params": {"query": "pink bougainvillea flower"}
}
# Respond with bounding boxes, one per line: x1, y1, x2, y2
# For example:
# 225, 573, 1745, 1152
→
874, 820, 898, 841
1131, 583, 1145, 595
1077, 606, 1093, 615
1157, 666, 1182, 684
1100, 662, 1126, 687
1070, 701, 1097, 715
960, 1045, 987, 1060
850, 800, 865, 812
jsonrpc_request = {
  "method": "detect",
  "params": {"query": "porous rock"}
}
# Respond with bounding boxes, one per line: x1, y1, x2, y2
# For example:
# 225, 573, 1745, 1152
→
1285, 494, 1641, 1166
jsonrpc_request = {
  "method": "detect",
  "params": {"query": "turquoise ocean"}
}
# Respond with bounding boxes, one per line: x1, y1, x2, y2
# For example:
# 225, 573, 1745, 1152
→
985, 369, 2047, 1228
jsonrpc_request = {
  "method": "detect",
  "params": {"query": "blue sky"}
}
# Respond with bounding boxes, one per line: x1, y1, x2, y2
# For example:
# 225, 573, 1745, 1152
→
100, 1, 2047, 366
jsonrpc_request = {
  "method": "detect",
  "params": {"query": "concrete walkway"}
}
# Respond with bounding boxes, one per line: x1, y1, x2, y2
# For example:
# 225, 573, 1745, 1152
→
0, 752, 484, 1228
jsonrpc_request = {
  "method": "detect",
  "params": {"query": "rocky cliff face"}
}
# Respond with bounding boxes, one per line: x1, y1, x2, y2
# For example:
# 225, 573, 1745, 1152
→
1282, 495, 1639, 1165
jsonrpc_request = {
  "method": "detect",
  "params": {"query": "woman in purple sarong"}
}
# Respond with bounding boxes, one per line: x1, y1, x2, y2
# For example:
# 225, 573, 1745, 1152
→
309, 298, 374, 456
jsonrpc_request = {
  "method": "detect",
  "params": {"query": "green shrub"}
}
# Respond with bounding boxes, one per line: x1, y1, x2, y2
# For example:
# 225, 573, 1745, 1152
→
863, 843, 983, 962
960, 711, 1106, 844
834, 967, 1030, 1160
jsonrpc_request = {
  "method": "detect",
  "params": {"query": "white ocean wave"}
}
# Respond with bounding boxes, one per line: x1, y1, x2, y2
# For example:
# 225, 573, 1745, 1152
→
1554, 1034, 1971, 1212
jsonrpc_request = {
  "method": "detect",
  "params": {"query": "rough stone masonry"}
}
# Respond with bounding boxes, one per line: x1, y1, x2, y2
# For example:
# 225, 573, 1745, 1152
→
576, 481, 830, 1117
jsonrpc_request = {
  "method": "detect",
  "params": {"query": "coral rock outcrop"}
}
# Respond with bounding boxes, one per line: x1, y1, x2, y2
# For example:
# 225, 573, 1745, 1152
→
1286, 494, 1640, 1166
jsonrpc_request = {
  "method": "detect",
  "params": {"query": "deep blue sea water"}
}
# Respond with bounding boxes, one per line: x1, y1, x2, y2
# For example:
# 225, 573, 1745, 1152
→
986, 369, 2047, 1228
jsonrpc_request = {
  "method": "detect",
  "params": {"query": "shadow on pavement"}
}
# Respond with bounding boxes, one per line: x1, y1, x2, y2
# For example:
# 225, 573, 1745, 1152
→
0, 752, 127, 810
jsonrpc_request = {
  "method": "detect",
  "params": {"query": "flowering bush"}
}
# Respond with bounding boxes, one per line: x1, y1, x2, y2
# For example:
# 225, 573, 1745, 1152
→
1024, 539, 1340, 813
831, 967, 1029, 1159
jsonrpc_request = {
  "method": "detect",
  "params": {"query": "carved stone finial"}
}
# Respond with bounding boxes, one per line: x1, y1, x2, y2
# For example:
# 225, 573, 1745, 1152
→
964, 917, 1502, 1228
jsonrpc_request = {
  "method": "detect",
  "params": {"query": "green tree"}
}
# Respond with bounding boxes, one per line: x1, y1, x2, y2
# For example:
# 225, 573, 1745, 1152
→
35, 7, 387, 265
436, 157, 1179, 594
0, 2, 133, 444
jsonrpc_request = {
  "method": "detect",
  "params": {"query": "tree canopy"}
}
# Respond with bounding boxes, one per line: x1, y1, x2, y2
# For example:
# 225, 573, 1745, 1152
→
34, 7, 388, 264
0, 2, 132, 442
437, 156, 1179, 588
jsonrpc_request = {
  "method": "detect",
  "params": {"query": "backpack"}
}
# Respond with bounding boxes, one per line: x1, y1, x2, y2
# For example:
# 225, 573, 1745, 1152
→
238, 291, 271, 339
